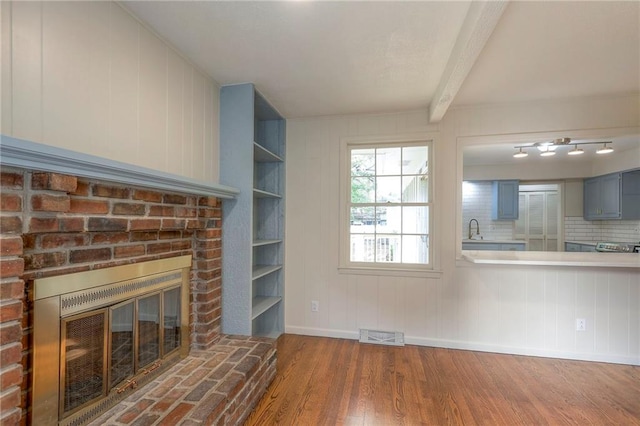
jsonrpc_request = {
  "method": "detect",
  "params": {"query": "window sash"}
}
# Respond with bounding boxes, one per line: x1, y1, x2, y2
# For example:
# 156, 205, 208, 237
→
346, 140, 432, 269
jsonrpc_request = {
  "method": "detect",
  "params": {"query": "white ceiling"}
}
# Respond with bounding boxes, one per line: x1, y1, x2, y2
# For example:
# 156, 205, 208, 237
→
123, 1, 640, 120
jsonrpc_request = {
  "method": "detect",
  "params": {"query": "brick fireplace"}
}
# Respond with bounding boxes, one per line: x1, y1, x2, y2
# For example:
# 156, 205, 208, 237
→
0, 165, 274, 425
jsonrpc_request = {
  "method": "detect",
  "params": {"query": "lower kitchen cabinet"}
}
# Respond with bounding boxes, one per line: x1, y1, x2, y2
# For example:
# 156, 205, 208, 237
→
462, 241, 526, 251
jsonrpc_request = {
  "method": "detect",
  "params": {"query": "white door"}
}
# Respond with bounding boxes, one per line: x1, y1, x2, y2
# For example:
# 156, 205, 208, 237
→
516, 190, 560, 251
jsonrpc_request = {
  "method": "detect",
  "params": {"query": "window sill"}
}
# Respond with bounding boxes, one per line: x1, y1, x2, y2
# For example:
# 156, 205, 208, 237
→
338, 266, 442, 278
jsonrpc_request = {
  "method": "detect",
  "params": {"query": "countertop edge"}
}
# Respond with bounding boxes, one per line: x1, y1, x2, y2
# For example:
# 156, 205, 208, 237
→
462, 251, 640, 268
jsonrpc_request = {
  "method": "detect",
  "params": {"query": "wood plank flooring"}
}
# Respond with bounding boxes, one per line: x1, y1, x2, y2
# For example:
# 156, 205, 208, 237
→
245, 334, 640, 425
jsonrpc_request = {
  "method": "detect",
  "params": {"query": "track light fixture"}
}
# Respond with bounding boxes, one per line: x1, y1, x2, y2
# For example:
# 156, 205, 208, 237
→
513, 147, 528, 158
596, 143, 614, 154
513, 138, 614, 158
567, 146, 584, 156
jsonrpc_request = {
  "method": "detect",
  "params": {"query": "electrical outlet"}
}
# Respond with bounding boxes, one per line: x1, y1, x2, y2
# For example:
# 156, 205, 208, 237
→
576, 318, 586, 331
311, 300, 319, 312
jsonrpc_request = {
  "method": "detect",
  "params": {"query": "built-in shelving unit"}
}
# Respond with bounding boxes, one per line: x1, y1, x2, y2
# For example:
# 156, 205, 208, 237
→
220, 83, 285, 338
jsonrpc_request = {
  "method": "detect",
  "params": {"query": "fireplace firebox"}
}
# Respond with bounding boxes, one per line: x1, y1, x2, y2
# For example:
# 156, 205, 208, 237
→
31, 256, 191, 425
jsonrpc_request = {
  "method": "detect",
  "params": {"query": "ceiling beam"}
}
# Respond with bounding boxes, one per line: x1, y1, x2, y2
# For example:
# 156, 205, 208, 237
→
429, 0, 509, 123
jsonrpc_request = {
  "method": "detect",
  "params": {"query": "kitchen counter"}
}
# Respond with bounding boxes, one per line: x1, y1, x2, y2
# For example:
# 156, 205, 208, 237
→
462, 250, 640, 268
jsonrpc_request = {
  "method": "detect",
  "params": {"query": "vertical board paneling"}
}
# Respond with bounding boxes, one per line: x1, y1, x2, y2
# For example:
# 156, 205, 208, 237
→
457, 267, 478, 341
205, 80, 217, 181
138, 29, 167, 171
87, 1, 111, 156
556, 270, 576, 352
328, 274, 348, 330
346, 274, 359, 330
477, 269, 500, 343
500, 268, 527, 347
182, 66, 193, 175
42, 1, 91, 150
167, 49, 184, 175
284, 122, 306, 328
525, 269, 545, 348
594, 271, 610, 353
11, 1, 42, 143
543, 270, 559, 349
403, 277, 427, 337
378, 278, 399, 331
191, 71, 204, 180
630, 281, 639, 359
5, 1, 219, 180
356, 275, 378, 329
1, 1, 13, 135
609, 272, 630, 354
576, 270, 596, 353
109, 3, 139, 160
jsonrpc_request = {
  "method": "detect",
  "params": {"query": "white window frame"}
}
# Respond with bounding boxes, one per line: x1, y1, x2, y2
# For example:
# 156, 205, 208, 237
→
339, 133, 437, 277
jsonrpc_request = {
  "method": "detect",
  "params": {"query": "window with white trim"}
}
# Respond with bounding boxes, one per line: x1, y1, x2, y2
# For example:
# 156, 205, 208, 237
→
346, 141, 431, 269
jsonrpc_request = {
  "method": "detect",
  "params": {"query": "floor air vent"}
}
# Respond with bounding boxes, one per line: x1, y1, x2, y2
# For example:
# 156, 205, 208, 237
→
359, 329, 405, 346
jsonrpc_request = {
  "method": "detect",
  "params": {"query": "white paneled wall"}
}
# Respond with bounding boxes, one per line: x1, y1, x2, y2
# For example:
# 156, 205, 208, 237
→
1, 1, 219, 181
286, 96, 640, 365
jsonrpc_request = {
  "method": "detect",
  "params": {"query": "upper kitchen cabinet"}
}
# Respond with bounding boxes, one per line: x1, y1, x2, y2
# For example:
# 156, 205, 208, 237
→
492, 180, 519, 220
220, 83, 285, 338
584, 169, 640, 220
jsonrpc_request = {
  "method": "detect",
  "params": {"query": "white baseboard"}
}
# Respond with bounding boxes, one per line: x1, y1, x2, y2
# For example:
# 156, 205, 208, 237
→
285, 325, 640, 366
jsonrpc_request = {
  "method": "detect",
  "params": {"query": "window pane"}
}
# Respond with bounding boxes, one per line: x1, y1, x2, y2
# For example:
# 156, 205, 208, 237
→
402, 175, 428, 202
376, 147, 401, 175
376, 235, 401, 262
376, 206, 400, 234
351, 207, 375, 232
402, 146, 428, 174
351, 149, 375, 176
351, 234, 375, 262
403, 206, 429, 234
376, 176, 401, 202
351, 177, 375, 203
402, 235, 429, 264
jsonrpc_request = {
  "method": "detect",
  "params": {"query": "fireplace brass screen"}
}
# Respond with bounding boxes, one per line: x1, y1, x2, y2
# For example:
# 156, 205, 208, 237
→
32, 255, 191, 426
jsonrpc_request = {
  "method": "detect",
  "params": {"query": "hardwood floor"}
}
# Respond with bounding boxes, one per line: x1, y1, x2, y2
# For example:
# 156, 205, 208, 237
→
245, 334, 640, 425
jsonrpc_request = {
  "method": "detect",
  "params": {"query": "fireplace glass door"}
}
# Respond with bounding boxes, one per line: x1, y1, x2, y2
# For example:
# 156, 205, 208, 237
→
110, 301, 134, 387
61, 310, 108, 416
60, 285, 182, 419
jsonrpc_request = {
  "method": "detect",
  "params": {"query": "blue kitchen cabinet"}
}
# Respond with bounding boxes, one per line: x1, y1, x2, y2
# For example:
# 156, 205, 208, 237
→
492, 180, 519, 220
584, 170, 640, 220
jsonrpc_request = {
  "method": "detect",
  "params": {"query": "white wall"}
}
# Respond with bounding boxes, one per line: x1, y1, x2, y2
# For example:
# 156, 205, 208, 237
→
285, 94, 640, 365
1, 1, 219, 181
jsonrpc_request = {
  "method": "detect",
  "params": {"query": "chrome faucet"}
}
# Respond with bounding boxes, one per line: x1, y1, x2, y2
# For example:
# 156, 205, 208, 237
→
468, 219, 480, 240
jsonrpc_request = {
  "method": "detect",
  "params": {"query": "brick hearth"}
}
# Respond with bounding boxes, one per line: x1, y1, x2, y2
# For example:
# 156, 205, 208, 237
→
0, 168, 275, 425
90, 336, 276, 426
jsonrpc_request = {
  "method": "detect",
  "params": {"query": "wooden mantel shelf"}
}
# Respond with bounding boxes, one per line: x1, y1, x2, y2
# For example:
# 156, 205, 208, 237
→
0, 135, 239, 199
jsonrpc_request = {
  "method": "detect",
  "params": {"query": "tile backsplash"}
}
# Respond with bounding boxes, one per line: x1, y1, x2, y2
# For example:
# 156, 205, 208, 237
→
564, 217, 640, 243
462, 181, 515, 241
